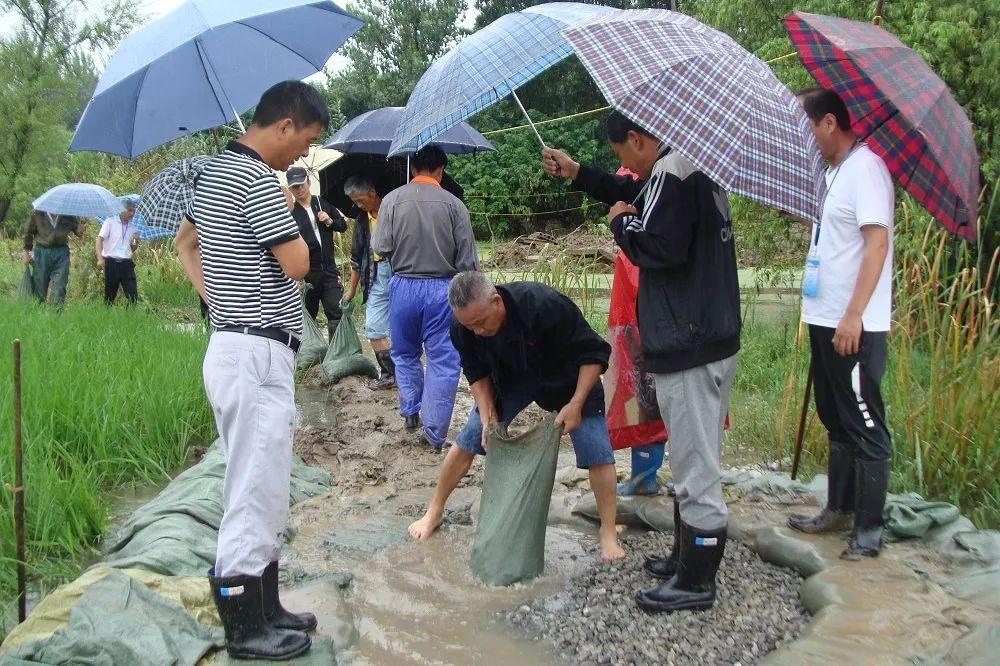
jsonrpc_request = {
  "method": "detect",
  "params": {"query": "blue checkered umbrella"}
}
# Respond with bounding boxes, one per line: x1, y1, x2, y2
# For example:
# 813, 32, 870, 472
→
563, 9, 824, 223
388, 2, 615, 157
135, 156, 213, 237
32, 183, 123, 219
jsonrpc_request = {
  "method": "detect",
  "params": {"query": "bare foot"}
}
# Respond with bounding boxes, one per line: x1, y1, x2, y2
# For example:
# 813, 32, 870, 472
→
408, 510, 444, 540
600, 528, 626, 562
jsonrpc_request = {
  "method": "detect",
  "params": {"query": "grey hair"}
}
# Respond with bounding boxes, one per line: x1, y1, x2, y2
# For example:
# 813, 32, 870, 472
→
343, 176, 376, 198
449, 271, 495, 310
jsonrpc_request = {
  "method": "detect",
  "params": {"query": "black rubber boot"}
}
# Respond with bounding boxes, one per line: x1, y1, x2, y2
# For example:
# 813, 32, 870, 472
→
404, 413, 419, 430
372, 350, 396, 390
788, 440, 854, 533
643, 499, 680, 579
261, 561, 317, 632
635, 521, 727, 613
209, 569, 311, 661
841, 459, 889, 560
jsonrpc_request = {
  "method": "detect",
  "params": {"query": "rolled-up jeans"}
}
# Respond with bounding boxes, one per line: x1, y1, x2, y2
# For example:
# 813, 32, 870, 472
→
203, 331, 296, 577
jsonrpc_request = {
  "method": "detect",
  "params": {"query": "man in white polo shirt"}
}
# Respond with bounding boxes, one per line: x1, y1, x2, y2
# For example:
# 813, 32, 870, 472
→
788, 87, 895, 561
97, 197, 140, 304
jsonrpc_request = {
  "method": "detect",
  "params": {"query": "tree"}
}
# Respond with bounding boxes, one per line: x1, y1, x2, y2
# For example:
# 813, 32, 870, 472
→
327, 0, 468, 120
0, 0, 138, 231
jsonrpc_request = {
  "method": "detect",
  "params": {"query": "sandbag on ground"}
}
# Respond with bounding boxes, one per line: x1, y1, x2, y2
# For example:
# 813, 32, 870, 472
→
470, 414, 560, 586
322, 301, 378, 383
297, 297, 329, 371
100, 442, 330, 577
0, 569, 221, 664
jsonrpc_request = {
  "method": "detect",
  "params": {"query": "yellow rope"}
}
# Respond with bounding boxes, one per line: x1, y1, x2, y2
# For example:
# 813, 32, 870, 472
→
480, 106, 611, 137
465, 191, 583, 200
469, 205, 589, 217
765, 51, 797, 64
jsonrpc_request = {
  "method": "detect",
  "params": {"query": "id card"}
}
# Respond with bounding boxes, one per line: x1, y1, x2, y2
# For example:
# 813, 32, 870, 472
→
802, 242, 820, 298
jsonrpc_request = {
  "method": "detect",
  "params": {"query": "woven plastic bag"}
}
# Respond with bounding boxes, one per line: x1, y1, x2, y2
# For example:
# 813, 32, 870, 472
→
470, 414, 561, 586
322, 301, 378, 382
296, 294, 328, 371
16, 264, 34, 301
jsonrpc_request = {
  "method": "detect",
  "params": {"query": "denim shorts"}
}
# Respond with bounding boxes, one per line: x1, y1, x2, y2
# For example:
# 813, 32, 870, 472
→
454, 386, 615, 469
364, 260, 392, 340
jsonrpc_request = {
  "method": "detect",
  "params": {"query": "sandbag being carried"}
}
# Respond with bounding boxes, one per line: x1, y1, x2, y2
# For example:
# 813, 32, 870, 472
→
296, 294, 328, 372
322, 301, 378, 383
15, 265, 33, 301
470, 414, 561, 586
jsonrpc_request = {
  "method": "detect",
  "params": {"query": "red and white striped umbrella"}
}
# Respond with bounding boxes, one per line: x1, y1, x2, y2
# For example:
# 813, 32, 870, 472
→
564, 9, 824, 223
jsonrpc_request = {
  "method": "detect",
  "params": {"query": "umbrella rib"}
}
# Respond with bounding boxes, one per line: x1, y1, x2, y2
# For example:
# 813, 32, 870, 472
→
234, 20, 322, 70
130, 65, 152, 157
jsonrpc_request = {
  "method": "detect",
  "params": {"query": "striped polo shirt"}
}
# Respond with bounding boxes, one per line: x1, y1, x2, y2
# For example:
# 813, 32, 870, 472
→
190, 141, 303, 334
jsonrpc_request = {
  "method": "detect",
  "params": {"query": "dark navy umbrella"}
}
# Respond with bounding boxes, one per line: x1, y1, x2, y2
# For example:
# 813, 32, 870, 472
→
70, 0, 362, 158
325, 106, 494, 155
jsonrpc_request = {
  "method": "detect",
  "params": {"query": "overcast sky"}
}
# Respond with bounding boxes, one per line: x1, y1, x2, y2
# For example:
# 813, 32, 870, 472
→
1, 0, 479, 80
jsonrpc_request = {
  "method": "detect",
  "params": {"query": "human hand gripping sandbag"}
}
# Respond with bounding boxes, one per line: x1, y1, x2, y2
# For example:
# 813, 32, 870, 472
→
470, 413, 561, 586
15, 263, 33, 301
296, 287, 328, 371
322, 300, 378, 382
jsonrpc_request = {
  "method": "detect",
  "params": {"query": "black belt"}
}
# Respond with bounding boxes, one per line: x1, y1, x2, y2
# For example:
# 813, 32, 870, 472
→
216, 326, 301, 353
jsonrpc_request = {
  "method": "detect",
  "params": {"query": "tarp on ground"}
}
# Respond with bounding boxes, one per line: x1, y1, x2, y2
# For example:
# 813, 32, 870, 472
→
100, 442, 330, 577
470, 415, 561, 587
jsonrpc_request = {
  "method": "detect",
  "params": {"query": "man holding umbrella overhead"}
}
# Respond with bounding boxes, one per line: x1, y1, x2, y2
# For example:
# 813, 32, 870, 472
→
787, 87, 894, 561
175, 81, 325, 661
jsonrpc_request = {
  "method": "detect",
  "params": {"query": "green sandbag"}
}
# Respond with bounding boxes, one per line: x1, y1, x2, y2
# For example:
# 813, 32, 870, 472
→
297, 296, 328, 371
322, 301, 378, 382
15, 265, 33, 301
470, 414, 561, 587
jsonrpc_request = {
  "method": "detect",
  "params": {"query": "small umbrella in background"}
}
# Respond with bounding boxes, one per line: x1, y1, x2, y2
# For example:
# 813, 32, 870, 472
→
785, 11, 980, 241
327, 107, 494, 155
389, 2, 616, 156
275, 145, 343, 197
32, 183, 123, 219
135, 156, 213, 237
70, 0, 363, 158
563, 9, 824, 224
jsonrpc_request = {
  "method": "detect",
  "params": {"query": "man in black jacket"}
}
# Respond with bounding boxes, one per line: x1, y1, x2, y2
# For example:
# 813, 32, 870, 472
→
342, 175, 394, 389
287, 167, 347, 339
543, 111, 741, 612
407, 271, 625, 562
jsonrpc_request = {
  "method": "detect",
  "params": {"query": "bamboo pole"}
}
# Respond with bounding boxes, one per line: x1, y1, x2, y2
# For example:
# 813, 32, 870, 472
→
790, 357, 813, 480
13, 339, 26, 622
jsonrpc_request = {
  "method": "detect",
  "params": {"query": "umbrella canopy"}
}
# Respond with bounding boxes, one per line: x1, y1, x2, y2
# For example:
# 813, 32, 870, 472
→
276, 145, 343, 196
563, 9, 824, 224
70, 0, 363, 158
135, 156, 213, 237
33, 183, 123, 219
785, 12, 979, 241
319, 153, 464, 218
327, 107, 494, 155
388, 2, 616, 157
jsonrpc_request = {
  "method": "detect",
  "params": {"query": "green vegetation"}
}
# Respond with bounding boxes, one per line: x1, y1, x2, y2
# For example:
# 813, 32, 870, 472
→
0, 299, 215, 628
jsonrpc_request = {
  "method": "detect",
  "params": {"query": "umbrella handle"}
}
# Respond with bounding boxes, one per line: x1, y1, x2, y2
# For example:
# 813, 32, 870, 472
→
511, 89, 546, 149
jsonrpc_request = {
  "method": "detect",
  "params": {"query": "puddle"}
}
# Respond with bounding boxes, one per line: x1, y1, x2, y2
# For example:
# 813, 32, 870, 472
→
297, 385, 338, 428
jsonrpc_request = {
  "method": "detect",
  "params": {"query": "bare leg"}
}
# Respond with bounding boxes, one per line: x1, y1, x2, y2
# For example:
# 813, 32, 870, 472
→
408, 445, 476, 540
590, 463, 626, 562
370, 337, 390, 352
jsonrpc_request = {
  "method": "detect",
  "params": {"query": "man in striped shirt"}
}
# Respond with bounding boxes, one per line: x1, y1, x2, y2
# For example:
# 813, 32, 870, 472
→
175, 81, 324, 661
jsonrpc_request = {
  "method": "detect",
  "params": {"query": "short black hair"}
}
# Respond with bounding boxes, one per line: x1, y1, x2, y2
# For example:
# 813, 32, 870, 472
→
796, 87, 851, 131
252, 80, 330, 130
410, 145, 448, 173
605, 110, 656, 144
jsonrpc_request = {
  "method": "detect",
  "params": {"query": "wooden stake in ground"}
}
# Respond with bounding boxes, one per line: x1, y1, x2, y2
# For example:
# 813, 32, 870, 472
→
790, 357, 813, 481
13, 339, 26, 622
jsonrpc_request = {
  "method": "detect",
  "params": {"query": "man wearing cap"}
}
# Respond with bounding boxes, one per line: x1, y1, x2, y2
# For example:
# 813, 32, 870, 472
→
287, 166, 348, 339
97, 198, 141, 305
23, 209, 84, 306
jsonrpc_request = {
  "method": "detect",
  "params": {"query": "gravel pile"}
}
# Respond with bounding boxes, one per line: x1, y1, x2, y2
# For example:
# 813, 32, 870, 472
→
507, 531, 809, 665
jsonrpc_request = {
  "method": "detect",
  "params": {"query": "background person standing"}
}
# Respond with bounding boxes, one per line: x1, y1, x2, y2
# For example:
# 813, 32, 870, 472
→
96, 198, 140, 305
343, 175, 395, 390
23, 209, 84, 306
287, 166, 348, 339
371, 145, 478, 450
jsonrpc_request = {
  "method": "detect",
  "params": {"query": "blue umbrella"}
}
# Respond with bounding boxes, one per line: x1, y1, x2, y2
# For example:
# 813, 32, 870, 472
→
325, 107, 494, 155
70, 0, 363, 158
388, 2, 615, 157
33, 184, 123, 219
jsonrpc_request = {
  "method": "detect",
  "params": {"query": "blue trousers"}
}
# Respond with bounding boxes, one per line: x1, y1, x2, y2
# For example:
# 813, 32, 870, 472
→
388, 276, 460, 447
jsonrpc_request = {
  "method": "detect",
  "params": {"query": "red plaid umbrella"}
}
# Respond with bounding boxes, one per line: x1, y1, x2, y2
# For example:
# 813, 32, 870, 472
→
785, 11, 980, 242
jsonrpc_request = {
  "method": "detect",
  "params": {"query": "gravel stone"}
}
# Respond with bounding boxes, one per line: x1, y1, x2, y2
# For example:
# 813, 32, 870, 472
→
506, 531, 810, 665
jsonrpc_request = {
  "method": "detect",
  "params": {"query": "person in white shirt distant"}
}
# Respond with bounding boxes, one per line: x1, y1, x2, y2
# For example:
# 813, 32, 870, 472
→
97, 198, 140, 305
788, 87, 895, 561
